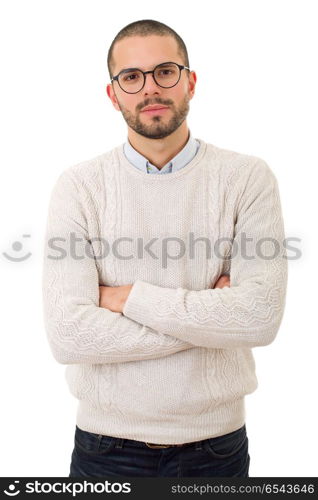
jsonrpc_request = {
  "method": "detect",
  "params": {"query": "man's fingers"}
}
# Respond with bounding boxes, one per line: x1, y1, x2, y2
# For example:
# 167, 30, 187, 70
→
213, 275, 231, 289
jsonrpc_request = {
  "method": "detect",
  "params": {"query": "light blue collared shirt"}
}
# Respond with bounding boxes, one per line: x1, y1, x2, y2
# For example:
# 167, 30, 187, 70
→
123, 131, 200, 174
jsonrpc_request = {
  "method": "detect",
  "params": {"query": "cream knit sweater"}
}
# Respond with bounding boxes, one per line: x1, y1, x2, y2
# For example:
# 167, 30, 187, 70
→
42, 138, 288, 444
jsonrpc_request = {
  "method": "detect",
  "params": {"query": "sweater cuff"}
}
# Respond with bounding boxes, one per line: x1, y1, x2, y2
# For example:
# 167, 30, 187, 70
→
122, 279, 175, 329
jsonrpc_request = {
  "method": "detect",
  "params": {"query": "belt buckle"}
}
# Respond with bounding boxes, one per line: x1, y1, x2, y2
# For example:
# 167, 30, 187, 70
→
145, 442, 171, 449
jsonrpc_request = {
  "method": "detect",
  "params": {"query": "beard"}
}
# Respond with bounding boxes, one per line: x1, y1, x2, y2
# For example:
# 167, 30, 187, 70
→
116, 94, 190, 139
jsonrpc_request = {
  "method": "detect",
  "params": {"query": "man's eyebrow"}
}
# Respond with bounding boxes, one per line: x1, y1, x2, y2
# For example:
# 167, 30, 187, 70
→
117, 66, 141, 74
116, 62, 175, 75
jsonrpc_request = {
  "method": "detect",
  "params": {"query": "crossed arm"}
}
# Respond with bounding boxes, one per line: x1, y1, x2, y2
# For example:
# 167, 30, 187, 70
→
98, 275, 230, 313
42, 158, 287, 365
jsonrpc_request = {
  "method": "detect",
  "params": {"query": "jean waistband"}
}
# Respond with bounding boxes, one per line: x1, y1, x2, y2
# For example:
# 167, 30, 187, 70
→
114, 437, 204, 451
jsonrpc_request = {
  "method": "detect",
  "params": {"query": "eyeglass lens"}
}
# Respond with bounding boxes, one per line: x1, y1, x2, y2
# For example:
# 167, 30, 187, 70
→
118, 63, 180, 93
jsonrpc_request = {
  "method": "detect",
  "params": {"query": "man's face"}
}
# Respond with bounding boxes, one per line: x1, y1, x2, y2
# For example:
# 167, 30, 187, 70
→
106, 35, 196, 139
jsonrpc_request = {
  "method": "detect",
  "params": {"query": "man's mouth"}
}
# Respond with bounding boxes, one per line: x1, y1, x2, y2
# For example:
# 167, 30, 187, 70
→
141, 105, 169, 115
141, 105, 169, 112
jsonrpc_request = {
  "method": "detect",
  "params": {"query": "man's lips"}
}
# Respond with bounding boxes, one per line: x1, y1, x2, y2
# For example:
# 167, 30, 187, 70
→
141, 105, 169, 112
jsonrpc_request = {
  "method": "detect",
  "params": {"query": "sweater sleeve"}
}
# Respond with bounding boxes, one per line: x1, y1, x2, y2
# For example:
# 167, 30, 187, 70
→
41, 169, 194, 365
123, 159, 288, 349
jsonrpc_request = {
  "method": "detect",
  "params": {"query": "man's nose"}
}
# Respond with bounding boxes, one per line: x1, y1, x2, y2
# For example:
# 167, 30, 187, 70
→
142, 72, 161, 95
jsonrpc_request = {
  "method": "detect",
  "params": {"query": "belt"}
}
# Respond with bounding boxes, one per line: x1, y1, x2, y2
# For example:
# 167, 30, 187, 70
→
145, 442, 186, 449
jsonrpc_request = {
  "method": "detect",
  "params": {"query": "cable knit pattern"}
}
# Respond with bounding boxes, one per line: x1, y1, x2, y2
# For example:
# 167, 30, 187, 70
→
42, 138, 287, 443
123, 151, 288, 349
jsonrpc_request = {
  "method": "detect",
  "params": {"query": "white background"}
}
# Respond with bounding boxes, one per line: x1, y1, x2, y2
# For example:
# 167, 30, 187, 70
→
0, 0, 317, 477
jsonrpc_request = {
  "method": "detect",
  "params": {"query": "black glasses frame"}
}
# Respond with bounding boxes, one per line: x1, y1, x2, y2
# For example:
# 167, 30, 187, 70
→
110, 61, 191, 94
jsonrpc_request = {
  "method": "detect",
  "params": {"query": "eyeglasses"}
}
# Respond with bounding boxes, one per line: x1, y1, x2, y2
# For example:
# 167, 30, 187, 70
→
110, 61, 190, 94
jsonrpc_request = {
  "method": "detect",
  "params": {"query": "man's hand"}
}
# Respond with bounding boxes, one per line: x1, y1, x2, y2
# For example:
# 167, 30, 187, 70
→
213, 274, 231, 289
99, 284, 133, 313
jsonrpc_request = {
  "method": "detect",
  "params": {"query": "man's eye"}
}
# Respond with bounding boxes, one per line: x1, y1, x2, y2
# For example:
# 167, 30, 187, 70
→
158, 69, 172, 75
123, 73, 139, 81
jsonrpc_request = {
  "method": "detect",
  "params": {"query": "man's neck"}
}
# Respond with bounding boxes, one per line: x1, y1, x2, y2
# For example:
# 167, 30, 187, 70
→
127, 122, 190, 170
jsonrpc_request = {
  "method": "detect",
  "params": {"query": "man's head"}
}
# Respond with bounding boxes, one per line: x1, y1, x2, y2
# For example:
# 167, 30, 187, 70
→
106, 19, 196, 140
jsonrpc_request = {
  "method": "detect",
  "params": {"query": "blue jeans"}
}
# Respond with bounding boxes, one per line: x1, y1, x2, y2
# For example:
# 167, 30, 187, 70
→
69, 424, 250, 477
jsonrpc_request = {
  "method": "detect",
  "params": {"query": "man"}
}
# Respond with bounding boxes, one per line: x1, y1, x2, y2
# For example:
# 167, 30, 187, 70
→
42, 19, 287, 478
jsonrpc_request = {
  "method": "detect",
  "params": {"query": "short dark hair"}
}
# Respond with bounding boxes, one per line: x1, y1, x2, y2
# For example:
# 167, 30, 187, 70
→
107, 19, 190, 79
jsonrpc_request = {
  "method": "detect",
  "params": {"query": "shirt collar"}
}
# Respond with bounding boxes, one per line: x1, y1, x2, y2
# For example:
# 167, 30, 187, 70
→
123, 131, 198, 174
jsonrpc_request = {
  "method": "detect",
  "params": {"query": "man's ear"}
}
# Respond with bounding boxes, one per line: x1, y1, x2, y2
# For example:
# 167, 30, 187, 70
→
106, 83, 121, 111
188, 71, 197, 99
